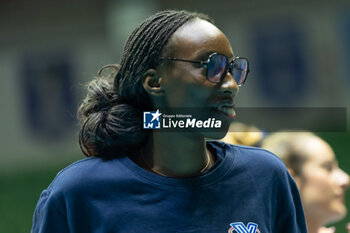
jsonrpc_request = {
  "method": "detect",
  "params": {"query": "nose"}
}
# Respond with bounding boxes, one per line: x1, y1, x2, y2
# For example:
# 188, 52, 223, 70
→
335, 168, 350, 190
218, 71, 239, 95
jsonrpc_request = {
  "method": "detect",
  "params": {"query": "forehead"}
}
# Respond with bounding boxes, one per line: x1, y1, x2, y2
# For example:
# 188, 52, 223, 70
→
165, 18, 233, 59
303, 137, 335, 163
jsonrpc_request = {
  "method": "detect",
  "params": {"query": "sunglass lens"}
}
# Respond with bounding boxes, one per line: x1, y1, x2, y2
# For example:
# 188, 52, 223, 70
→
207, 54, 227, 83
232, 58, 248, 85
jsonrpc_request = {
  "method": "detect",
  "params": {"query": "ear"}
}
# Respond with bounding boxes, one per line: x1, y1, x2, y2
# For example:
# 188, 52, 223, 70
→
142, 69, 165, 96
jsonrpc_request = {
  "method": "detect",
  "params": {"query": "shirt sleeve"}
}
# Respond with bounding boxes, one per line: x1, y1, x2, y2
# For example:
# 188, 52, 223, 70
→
31, 190, 70, 233
275, 171, 308, 233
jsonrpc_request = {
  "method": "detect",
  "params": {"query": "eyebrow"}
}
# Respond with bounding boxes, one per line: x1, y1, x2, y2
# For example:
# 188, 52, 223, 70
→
320, 159, 337, 166
194, 50, 234, 61
194, 50, 216, 60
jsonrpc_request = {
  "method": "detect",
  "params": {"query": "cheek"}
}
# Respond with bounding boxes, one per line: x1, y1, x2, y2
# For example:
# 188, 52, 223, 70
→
301, 167, 346, 220
163, 66, 214, 108
169, 84, 209, 107
301, 167, 333, 203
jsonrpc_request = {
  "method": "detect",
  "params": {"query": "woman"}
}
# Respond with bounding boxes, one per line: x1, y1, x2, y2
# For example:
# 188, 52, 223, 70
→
262, 132, 350, 233
32, 10, 307, 233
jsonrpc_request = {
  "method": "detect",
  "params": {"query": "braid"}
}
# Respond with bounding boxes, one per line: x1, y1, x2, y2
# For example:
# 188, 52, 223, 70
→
115, 10, 212, 108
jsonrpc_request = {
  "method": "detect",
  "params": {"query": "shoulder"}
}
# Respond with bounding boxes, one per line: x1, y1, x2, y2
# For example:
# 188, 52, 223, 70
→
217, 141, 285, 166
219, 142, 300, 198
33, 156, 133, 222
45, 157, 128, 200
214, 141, 289, 176
234, 144, 284, 166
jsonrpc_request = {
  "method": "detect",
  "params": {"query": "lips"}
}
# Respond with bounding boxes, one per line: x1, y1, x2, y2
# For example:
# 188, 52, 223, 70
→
336, 194, 345, 203
211, 99, 236, 118
216, 105, 235, 116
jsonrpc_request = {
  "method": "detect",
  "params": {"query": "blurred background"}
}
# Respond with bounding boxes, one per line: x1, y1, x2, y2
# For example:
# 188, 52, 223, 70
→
1, 0, 350, 232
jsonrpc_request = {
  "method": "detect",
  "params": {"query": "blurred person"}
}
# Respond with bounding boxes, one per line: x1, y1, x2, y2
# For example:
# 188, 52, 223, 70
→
31, 10, 307, 233
221, 122, 264, 146
262, 132, 350, 233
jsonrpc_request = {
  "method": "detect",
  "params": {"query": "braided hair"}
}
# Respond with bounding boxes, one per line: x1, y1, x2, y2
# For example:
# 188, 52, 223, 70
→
77, 10, 213, 159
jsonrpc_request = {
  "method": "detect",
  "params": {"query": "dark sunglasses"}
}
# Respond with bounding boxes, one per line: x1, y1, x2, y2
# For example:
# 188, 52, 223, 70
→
160, 53, 249, 86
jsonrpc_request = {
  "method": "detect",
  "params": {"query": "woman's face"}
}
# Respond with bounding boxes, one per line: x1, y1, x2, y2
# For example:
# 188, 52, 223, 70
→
299, 137, 349, 224
157, 19, 239, 138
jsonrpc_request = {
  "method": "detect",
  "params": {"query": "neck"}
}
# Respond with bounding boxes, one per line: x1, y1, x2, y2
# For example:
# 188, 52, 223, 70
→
305, 212, 325, 233
143, 131, 214, 177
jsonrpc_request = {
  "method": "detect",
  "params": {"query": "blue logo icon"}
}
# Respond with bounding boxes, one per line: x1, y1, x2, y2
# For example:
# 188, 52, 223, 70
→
228, 222, 260, 233
143, 110, 162, 129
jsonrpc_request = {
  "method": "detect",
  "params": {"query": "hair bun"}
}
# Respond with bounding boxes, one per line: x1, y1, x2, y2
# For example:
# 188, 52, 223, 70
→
79, 65, 121, 118
79, 78, 119, 117
77, 65, 149, 158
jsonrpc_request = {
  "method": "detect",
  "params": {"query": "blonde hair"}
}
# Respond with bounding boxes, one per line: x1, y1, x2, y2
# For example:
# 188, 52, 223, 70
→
261, 132, 317, 176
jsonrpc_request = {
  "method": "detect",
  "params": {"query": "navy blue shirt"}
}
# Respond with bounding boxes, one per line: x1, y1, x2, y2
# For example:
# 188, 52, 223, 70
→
32, 141, 307, 233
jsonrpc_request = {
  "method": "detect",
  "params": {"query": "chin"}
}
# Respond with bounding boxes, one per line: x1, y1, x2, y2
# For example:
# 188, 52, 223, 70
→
325, 203, 347, 224
204, 130, 229, 140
